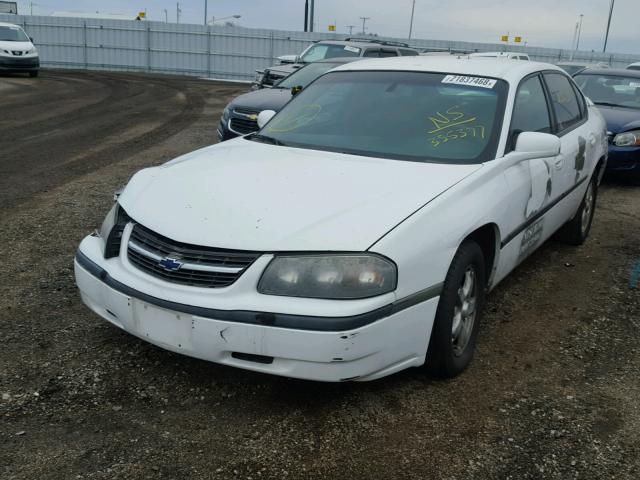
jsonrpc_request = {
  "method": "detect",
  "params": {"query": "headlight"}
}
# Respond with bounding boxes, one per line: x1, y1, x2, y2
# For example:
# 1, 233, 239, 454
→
254, 71, 264, 83
222, 106, 231, 120
29, 48, 38, 55
100, 203, 131, 258
613, 130, 640, 147
258, 254, 397, 299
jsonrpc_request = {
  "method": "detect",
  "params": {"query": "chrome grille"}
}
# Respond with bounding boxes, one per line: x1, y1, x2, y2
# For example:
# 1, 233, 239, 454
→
229, 117, 259, 135
233, 107, 260, 116
127, 223, 261, 288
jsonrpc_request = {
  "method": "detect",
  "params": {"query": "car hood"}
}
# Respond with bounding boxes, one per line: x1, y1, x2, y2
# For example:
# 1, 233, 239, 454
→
119, 139, 481, 251
230, 88, 293, 113
596, 105, 640, 134
0, 40, 33, 51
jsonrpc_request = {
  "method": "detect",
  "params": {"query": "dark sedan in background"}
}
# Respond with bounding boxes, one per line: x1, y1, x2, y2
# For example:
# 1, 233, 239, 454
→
574, 69, 640, 176
217, 57, 361, 142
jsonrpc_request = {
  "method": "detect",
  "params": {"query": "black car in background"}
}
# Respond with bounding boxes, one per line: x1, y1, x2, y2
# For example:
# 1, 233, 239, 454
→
573, 69, 640, 176
218, 57, 362, 142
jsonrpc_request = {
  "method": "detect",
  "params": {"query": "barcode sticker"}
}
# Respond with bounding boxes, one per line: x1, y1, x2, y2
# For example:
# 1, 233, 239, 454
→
442, 75, 497, 89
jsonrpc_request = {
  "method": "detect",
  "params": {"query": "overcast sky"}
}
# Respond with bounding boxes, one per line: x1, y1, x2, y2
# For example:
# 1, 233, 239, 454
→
15, 0, 639, 55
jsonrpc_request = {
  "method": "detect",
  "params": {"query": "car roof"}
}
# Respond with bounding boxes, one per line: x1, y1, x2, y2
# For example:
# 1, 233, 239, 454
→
574, 68, 640, 77
0, 22, 21, 28
316, 39, 403, 49
470, 51, 528, 57
331, 56, 564, 83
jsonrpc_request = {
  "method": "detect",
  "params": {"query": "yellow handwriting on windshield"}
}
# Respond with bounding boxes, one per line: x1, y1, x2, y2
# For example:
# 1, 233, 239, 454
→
428, 105, 477, 134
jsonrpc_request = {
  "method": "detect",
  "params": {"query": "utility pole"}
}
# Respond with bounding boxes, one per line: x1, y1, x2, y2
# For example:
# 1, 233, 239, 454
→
346, 25, 355, 35
359, 16, 370, 34
570, 20, 579, 60
176, 2, 181, 23
30, 2, 33, 15
408, 0, 416, 40
304, 0, 309, 31
309, 0, 315, 32
603, 0, 615, 52
204, 0, 207, 26
575, 14, 584, 50
164, 9, 168, 23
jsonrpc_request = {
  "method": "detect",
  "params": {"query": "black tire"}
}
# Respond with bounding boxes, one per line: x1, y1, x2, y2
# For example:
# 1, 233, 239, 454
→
29, 71, 38, 78
555, 175, 597, 246
425, 240, 486, 378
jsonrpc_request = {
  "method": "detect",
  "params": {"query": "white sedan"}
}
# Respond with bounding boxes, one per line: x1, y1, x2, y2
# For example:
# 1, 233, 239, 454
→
75, 57, 607, 381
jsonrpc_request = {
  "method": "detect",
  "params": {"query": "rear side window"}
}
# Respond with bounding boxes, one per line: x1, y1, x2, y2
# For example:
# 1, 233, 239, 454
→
543, 73, 583, 132
509, 75, 552, 150
379, 49, 398, 58
363, 49, 380, 57
399, 49, 419, 56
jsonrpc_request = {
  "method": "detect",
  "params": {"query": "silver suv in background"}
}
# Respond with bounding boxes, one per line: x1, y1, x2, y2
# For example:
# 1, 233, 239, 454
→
253, 38, 419, 89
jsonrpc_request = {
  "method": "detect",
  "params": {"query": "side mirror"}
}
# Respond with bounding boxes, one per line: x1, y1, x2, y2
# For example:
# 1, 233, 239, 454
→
277, 54, 298, 64
257, 110, 276, 129
514, 132, 561, 160
291, 85, 303, 96
29, 37, 34, 42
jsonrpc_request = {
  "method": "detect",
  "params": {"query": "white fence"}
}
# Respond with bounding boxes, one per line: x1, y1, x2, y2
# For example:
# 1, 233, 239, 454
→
2, 13, 639, 80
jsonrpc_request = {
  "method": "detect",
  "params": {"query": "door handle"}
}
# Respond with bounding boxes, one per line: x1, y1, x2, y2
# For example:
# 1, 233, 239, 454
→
554, 155, 564, 170
588, 134, 597, 146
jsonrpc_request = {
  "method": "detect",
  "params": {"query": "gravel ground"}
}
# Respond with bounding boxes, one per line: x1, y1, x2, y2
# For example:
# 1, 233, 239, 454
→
1, 70, 639, 480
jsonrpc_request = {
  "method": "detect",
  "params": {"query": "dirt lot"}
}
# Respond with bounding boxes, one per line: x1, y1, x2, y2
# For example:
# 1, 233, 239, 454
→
1, 70, 639, 480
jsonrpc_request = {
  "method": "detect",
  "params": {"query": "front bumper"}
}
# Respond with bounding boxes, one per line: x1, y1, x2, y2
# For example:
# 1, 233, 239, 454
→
0, 55, 39, 71
74, 234, 440, 382
606, 145, 640, 172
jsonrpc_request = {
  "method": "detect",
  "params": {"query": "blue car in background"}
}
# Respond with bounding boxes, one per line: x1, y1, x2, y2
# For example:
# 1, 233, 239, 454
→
574, 69, 640, 177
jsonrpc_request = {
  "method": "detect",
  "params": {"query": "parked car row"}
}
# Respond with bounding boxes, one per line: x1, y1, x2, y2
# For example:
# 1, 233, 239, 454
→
221, 42, 640, 178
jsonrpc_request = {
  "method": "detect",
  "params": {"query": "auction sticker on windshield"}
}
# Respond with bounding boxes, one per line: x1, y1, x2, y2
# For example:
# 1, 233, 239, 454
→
442, 75, 497, 89
344, 46, 360, 53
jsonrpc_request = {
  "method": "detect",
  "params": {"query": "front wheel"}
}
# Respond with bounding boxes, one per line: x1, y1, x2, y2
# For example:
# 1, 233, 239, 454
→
555, 175, 597, 246
425, 240, 486, 378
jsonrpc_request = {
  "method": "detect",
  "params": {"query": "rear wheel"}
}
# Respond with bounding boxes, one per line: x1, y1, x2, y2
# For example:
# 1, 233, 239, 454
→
555, 175, 597, 246
425, 240, 486, 378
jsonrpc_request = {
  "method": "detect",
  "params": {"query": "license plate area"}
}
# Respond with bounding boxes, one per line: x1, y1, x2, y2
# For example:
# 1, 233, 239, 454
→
132, 300, 193, 350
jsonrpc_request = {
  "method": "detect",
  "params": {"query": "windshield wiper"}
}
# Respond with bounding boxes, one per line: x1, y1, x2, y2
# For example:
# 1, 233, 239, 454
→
593, 101, 636, 109
249, 133, 288, 146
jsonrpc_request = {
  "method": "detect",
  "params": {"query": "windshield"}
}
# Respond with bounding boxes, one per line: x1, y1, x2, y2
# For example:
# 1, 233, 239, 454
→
276, 62, 342, 89
0, 25, 29, 42
299, 43, 361, 63
574, 73, 640, 109
256, 71, 507, 164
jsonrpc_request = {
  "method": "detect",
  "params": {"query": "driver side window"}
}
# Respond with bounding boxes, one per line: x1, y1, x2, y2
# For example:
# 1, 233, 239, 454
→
509, 75, 552, 151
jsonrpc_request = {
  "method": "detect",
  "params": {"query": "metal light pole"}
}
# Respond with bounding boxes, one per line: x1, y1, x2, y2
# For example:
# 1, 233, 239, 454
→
176, 3, 181, 23
603, 0, 615, 52
309, 0, 315, 32
204, 0, 207, 25
304, 0, 309, 31
408, 0, 416, 40
164, 9, 168, 23
360, 16, 370, 34
346, 25, 355, 35
570, 20, 579, 60
575, 14, 584, 50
